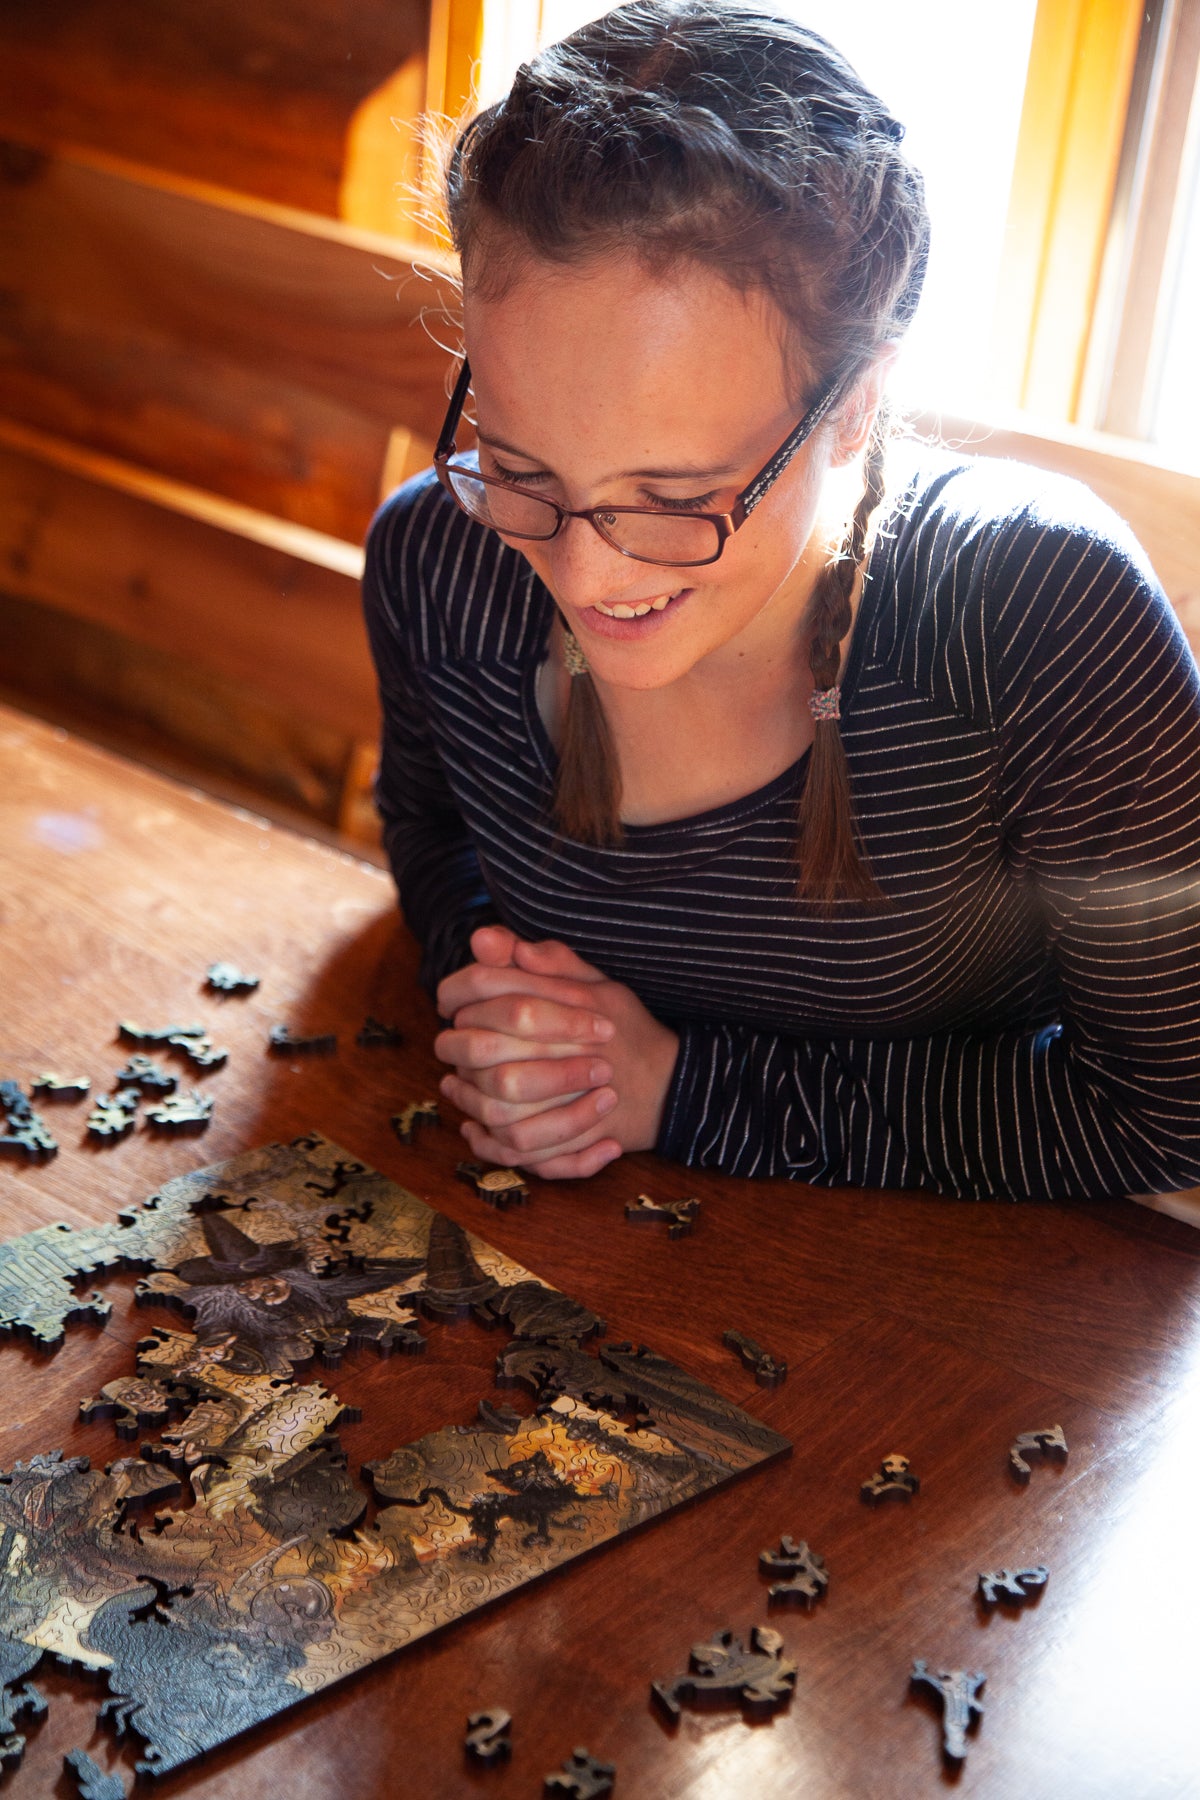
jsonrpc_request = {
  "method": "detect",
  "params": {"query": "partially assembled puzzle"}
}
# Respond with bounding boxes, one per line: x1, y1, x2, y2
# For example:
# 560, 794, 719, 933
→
0, 1134, 788, 1777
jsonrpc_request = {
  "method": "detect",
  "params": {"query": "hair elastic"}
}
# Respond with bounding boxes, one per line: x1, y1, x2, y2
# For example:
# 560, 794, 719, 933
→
809, 685, 841, 722
562, 630, 589, 677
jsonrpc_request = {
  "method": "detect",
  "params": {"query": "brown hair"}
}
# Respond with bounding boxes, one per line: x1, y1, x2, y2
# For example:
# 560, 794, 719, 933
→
446, 0, 929, 904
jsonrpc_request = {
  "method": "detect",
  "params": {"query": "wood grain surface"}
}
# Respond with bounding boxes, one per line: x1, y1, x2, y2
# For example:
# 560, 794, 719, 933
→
3, 701, 1200, 1799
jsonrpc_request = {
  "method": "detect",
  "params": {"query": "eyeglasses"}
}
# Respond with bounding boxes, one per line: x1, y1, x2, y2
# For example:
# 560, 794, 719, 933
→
433, 357, 847, 569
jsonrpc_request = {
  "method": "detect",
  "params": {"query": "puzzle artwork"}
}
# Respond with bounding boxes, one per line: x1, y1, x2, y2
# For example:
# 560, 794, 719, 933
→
0, 1135, 789, 1778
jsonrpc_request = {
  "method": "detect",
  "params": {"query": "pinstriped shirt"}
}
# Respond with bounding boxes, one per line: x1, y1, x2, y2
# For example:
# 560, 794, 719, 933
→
363, 449, 1200, 1201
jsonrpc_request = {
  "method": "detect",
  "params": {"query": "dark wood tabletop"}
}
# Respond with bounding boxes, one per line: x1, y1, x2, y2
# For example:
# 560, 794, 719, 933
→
3, 700, 1200, 1800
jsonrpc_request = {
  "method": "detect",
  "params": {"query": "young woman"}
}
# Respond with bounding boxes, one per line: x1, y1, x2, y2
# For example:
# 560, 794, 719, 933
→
363, 0, 1200, 1201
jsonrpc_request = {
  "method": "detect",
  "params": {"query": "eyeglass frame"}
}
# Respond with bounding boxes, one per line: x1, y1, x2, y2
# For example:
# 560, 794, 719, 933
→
432, 355, 851, 568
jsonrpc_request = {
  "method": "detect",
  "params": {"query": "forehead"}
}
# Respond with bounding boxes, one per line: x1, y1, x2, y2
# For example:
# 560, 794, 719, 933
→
463, 251, 803, 450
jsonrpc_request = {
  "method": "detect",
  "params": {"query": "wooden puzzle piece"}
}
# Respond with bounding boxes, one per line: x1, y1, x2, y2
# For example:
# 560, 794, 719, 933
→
722, 1327, 787, 1387
0, 1080, 30, 1120
269, 1024, 337, 1055
80, 1375, 183, 1439
1009, 1425, 1068, 1482
544, 1748, 615, 1796
910, 1661, 985, 1763
206, 962, 259, 993
30, 1073, 91, 1100
87, 1091, 140, 1140
0, 1641, 46, 1771
391, 1100, 440, 1143
0, 1112, 58, 1160
978, 1565, 1048, 1607
652, 1625, 797, 1722
116, 1056, 177, 1095
65, 1747, 129, 1798
117, 1022, 228, 1069
759, 1536, 829, 1608
861, 1454, 920, 1503
624, 1194, 700, 1238
457, 1160, 530, 1209
357, 1016, 404, 1047
465, 1707, 512, 1763
143, 1091, 214, 1132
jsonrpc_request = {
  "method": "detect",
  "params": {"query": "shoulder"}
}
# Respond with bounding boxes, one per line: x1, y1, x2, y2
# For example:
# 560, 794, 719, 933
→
867, 442, 1178, 722
362, 468, 549, 668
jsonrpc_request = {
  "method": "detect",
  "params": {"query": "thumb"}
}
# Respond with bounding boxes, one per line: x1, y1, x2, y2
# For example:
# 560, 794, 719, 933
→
470, 925, 519, 967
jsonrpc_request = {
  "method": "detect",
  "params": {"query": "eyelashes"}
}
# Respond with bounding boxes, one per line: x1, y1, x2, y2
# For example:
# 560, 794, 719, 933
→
484, 459, 720, 513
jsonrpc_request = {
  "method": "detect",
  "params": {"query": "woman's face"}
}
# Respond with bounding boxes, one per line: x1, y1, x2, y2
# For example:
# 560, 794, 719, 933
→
463, 251, 862, 692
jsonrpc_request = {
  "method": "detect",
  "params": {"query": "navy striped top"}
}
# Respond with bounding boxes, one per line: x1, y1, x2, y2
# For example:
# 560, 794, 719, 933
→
363, 448, 1200, 1201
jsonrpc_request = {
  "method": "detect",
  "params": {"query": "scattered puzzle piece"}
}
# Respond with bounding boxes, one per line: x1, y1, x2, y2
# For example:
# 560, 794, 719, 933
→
652, 1625, 797, 1722
465, 1707, 512, 1764
544, 1748, 615, 1797
0, 1113, 58, 1161
117, 1022, 227, 1069
115, 1055, 177, 1095
910, 1661, 985, 1763
1009, 1425, 1068, 1482
206, 962, 259, 993
64, 1747, 129, 1798
624, 1194, 700, 1238
0, 1080, 30, 1120
392, 1101, 440, 1144
269, 1024, 337, 1055
861, 1454, 920, 1504
357, 1016, 404, 1048
86, 1091, 140, 1141
456, 1161, 530, 1209
978, 1566, 1048, 1608
143, 1091, 214, 1132
721, 1328, 787, 1387
30, 1074, 90, 1100
0, 1641, 46, 1771
759, 1536, 829, 1608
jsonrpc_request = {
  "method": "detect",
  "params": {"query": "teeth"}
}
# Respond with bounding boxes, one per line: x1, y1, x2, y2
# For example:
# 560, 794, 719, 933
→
594, 591, 682, 619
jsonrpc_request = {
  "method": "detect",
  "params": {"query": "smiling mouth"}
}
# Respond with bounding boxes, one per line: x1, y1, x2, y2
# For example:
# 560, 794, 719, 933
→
592, 589, 687, 619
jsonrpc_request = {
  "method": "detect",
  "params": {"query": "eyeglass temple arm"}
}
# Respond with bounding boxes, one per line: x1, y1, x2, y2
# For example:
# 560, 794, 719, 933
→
738, 368, 850, 517
436, 358, 474, 461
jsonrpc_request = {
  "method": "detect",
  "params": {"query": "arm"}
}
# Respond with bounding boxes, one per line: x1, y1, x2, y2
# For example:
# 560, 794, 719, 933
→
362, 481, 501, 996
661, 521, 1200, 1200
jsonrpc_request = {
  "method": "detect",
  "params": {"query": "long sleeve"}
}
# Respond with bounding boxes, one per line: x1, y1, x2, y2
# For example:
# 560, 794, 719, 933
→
363, 482, 500, 997
658, 515, 1200, 1200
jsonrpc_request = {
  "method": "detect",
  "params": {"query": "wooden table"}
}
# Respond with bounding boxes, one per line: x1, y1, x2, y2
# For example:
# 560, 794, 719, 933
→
3, 700, 1200, 1799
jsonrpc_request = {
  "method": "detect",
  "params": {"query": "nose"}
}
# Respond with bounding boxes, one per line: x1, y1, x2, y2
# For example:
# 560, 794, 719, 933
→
542, 513, 637, 612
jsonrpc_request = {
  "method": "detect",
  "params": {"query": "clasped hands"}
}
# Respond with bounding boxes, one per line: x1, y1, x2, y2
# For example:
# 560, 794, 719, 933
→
434, 925, 680, 1179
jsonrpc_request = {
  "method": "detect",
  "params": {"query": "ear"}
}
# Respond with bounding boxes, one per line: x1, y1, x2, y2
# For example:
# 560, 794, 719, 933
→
829, 344, 898, 467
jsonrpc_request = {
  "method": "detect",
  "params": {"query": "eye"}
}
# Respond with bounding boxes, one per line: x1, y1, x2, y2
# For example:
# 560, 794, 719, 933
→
484, 457, 551, 487
643, 490, 722, 513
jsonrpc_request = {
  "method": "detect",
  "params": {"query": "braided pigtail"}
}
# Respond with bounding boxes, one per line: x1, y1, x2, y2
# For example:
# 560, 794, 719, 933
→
795, 413, 889, 907
552, 643, 624, 845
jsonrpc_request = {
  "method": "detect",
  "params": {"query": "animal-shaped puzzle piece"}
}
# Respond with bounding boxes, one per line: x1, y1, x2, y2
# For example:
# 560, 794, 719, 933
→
456, 1160, 530, 1209
544, 1748, 616, 1796
392, 1100, 440, 1143
1009, 1425, 1068, 1482
357, 1015, 404, 1047
652, 1625, 797, 1722
269, 1023, 337, 1055
465, 1707, 512, 1763
978, 1565, 1048, 1608
910, 1661, 985, 1763
143, 1090, 214, 1131
861, 1454, 920, 1503
65, 1747, 129, 1798
118, 1021, 228, 1069
115, 1055, 177, 1095
80, 1375, 181, 1440
0, 1113, 58, 1160
30, 1073, 90, 1100
759, 1536, 829, 1608
205, 962, 259, 993
0, 1080, 29, 1118
722, 1327, 787, 1387
624, 1193, 700, 1238
86, 1091, 140, 1140
0, 1640, 46, 1771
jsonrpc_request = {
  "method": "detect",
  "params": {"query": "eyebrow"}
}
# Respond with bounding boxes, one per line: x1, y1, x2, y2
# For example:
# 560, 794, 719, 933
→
475, 429, 742, 482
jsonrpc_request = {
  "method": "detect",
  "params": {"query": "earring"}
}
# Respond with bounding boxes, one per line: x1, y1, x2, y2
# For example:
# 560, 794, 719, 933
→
562, 630, 589, 678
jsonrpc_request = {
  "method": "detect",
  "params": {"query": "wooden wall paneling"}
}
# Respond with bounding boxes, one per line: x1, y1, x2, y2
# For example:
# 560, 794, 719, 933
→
0, 144, 459, 542
0, 0, 432, 219
0, 421, 375, 742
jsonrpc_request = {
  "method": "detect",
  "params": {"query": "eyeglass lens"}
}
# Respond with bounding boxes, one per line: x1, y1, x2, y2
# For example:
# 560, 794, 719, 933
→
443, 466, 723, 567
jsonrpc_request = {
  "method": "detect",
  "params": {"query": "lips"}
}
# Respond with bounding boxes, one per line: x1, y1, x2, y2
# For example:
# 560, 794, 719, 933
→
578, 587, 692, 641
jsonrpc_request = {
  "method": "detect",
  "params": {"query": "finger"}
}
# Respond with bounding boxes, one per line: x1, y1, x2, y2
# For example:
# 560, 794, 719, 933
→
452, 994, 614, 1045
439, 960, 611, 1019
512, 937, 606, 983
434, 1026, 594, 1070
464, 1116, 626, 1173
439, 1071, 589, 1129
470, 924, 519, 966
465, 1054, 612, 1106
